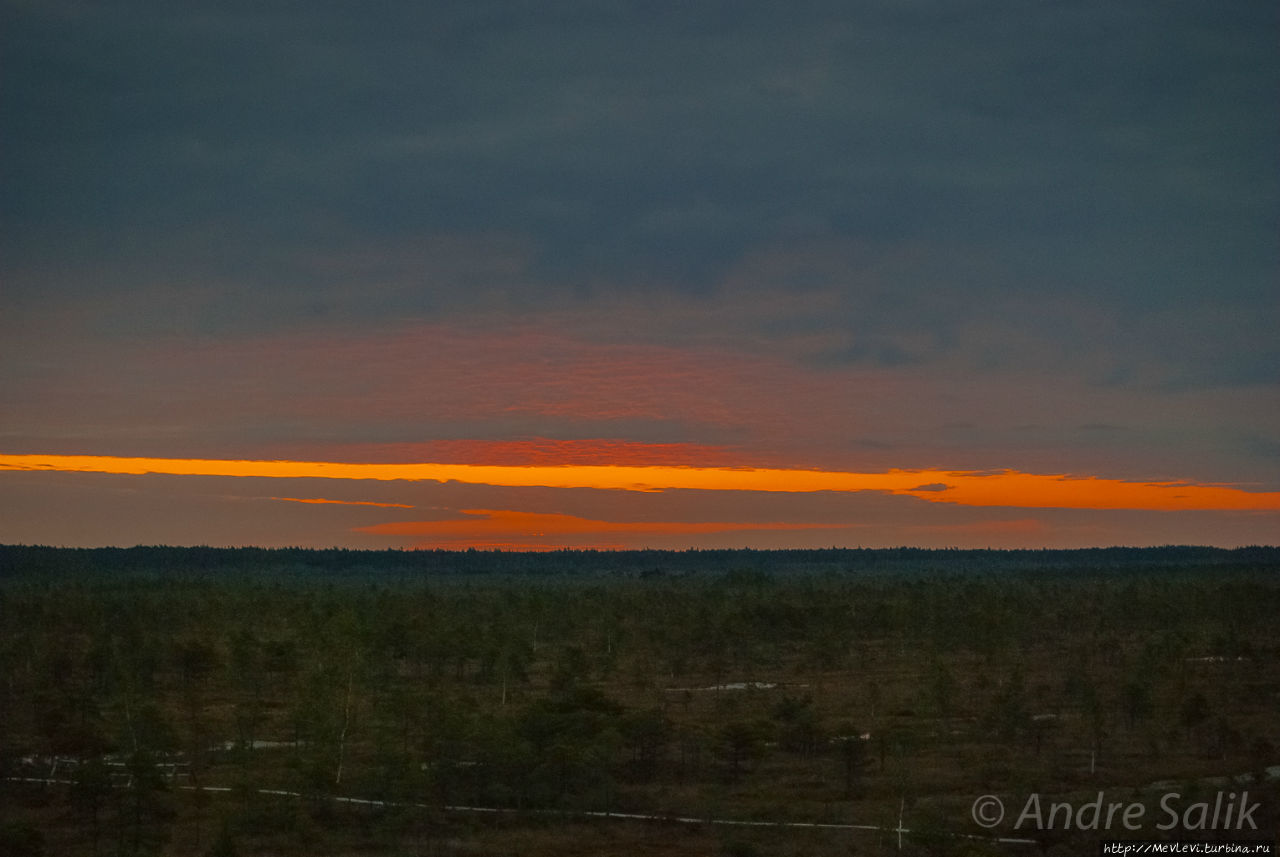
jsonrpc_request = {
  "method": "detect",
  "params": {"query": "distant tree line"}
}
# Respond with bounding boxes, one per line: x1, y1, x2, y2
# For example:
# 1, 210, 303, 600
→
2, 543, 1276, 582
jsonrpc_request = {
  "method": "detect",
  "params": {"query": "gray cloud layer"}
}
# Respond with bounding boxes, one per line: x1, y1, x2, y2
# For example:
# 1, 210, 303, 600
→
3, 0, 1276, 389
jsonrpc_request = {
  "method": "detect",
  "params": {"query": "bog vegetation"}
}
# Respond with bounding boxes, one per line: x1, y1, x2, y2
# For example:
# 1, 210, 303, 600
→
1, 545, 1277, 855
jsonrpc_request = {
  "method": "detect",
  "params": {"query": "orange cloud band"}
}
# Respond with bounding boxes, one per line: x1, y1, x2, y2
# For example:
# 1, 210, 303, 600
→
1, 453, 1278, 511
270, 497, 414, 509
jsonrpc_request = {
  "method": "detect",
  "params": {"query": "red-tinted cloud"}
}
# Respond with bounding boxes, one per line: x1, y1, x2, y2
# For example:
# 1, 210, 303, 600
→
5, 319, 1275, 492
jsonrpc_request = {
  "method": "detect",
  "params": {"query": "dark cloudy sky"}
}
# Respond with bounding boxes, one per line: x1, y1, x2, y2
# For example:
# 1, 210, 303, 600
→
2, 0, 1277, 549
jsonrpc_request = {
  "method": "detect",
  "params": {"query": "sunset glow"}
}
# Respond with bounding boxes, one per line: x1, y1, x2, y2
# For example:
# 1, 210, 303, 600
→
3, 0, 1275, 551
356, 509, 845, 550
2, 453, 1277, 512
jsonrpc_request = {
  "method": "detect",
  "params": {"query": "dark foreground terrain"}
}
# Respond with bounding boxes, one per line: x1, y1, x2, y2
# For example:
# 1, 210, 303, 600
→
1, 545, 1278, 855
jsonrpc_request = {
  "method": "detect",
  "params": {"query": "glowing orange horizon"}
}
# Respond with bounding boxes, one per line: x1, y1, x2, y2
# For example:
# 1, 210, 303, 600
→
2, 452, 1278, 511
359, 509, 844, 537
356, 509, 1065, 550
356, 509, 847, 550
423, 541, 625, 552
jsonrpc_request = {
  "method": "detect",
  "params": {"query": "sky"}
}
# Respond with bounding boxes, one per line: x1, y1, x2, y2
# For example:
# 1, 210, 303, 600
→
2, 0, 1277, 551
